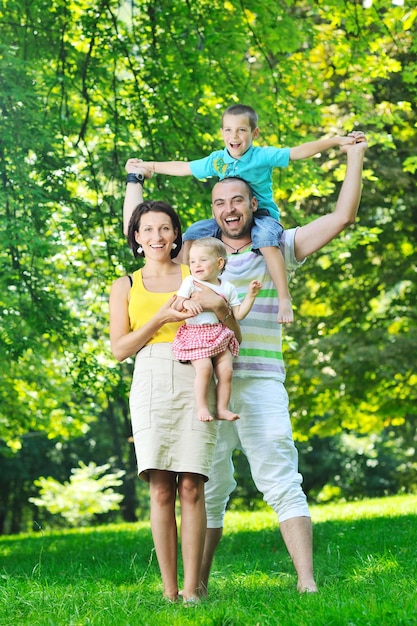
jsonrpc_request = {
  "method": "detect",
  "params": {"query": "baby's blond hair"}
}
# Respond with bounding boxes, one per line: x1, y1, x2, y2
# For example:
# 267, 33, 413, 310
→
189, 237, 228, 272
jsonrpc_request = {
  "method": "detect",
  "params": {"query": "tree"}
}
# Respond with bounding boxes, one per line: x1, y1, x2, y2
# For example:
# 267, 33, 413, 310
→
30, 461, 126, 527
0, 0, 416, 530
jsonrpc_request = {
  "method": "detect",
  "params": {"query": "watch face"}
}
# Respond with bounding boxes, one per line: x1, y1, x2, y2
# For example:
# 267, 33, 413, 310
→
136, 173, 144, 181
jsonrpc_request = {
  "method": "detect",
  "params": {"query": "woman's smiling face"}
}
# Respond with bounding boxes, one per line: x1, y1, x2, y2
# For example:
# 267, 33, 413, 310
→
135, 211, 178, 258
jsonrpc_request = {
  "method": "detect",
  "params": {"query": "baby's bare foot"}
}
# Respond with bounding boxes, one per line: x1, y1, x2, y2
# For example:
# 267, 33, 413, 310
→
217, 408, 240, 421
198, 408, 213, 422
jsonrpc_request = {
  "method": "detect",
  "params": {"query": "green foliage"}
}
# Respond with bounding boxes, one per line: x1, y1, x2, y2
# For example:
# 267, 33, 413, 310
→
0, 0, 416, 531
29, 461, 125, 526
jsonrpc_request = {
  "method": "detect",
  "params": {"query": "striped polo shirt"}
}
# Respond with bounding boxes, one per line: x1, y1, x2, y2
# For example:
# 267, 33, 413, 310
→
222, 228, 303, 382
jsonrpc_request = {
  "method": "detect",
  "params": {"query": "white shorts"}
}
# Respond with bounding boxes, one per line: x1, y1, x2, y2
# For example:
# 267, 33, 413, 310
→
205, 377, 310, 525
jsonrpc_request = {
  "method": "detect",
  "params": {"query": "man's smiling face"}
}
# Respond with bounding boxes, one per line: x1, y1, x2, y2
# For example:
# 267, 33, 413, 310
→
211, 178, 257, 240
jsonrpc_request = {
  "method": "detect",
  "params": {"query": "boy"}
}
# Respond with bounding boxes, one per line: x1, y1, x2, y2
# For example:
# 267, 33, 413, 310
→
138, 104, 358, 323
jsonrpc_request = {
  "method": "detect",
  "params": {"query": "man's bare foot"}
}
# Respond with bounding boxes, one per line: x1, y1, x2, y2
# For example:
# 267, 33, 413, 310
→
217, 408, 240, 421
198, 583, 208, 598
277, 298, 294, 324
198, 408, 214, 422
297, 582, 318, 594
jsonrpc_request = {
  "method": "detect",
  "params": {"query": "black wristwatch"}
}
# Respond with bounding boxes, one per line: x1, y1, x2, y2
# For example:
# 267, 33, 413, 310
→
126, 172, 145, 185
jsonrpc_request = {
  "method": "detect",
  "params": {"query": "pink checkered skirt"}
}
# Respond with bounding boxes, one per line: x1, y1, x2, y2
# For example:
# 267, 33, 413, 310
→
172, 323, 239, 361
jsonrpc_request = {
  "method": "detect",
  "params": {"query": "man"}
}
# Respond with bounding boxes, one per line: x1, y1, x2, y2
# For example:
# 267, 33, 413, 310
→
123, 133, 368, 594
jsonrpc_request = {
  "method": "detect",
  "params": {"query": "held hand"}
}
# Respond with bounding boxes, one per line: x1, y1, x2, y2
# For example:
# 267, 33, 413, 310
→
125, 158, 154, 177
338, 135, 357, 147
191, 281, 227, 317
340, 136, 368, 155
183, 299, 203, 315
159, 296, 196, 323
337, 131, 367, 149
346, 130, 367, 143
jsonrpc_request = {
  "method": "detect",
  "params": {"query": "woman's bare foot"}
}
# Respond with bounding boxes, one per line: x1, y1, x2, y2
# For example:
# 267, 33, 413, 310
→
217, 408, 240, 421
164, 592, 179, 603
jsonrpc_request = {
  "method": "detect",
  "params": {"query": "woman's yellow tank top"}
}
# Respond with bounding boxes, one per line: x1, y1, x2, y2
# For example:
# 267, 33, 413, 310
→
128, 264, 190, 344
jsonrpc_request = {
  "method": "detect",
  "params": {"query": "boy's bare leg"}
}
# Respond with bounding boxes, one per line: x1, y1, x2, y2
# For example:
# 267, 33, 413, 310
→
191, 358, 215, 421
213, 349, 239, 421
260, 246, 293, 324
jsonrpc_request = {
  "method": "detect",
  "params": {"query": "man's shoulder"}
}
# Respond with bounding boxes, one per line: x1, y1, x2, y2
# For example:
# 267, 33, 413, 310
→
280, 228, 296, 247
281, 227, 306, 270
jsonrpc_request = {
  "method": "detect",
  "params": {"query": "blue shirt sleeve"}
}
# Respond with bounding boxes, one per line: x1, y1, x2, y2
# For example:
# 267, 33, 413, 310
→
258, 146, 290, 168
190, 150, 226, 179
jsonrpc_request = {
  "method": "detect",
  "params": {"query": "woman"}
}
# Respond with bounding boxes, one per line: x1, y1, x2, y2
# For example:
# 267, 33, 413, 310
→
109, 171, 238, 603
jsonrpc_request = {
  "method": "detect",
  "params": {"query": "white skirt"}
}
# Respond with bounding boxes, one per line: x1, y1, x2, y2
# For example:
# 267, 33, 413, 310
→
129, 343, 218, 481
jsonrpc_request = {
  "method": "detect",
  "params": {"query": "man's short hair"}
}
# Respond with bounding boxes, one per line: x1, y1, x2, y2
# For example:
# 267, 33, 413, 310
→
214, 176, 255, 200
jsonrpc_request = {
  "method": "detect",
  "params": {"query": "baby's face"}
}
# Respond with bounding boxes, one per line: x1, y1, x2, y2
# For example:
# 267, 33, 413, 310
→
189, 246, 223, 283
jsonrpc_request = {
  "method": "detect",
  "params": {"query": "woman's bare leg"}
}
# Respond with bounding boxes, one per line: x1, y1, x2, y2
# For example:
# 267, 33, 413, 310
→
149, 470, 178, 600
178, 473, 206, 602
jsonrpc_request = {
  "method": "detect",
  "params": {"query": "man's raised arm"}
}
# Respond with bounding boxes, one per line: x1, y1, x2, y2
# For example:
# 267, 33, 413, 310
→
293, 133, 368, 262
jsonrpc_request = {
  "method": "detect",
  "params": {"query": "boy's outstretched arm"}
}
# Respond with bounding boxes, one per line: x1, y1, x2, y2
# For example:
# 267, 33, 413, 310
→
139, 160, 192, 176
289, 131, 366, 161
293, 136, 368, 261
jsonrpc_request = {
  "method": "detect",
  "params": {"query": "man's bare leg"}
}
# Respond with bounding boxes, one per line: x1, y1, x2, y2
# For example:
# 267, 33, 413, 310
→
279, 516, 318, 593
199, 526, 223, 596
200, 518, 317, 595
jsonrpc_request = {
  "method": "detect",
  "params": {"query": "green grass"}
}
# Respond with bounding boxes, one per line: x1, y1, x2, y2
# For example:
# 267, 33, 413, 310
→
0, 495, 416, 625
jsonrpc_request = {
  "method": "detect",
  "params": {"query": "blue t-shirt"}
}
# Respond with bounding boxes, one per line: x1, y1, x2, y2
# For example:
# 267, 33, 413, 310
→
190, 145, 290, 220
